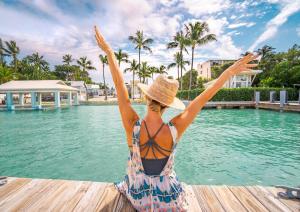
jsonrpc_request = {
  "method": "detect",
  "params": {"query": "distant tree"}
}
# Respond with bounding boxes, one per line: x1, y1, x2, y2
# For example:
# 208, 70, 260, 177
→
255, 45, 275, 58
2, 40, 20, 72
197, 77, 208, 89
124, 59, 139, 99
77, 56, 95, 83
62, 54, 74, 65
185, 21, 216, 99
114, 49, 128, 67
157, 65, 167, 75
0, 38, 8, 66
211, 62, 234, 79
26, 52, 49, 80
99, 54, 108, 100
167, 31, 189, 90
0, 65, 13, 84
168, 52, 189, 81
129, 30, 153, 82
138, 62, 152, 83
181, 69, 198, 90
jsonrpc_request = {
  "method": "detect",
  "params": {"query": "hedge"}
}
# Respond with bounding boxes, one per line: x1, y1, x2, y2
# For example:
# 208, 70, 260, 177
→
177, 87, 299, 101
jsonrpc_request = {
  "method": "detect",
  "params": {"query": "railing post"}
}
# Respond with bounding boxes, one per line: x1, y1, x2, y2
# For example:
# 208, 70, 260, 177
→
280, 90, 287, 108
298, 90, 300, 104
6, 92, 15, 111
269, 91, 275, 103
255, 91, 260, 106
54, 91, 61, 108
31, 91, 36, 109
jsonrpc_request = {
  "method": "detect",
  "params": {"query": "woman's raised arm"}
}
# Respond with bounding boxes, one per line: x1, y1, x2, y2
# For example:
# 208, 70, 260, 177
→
94, 26, 139, 134
171, 53, 258, 138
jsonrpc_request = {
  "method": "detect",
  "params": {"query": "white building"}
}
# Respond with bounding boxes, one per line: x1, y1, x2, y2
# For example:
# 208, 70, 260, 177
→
0, 80, 79, 110
197, 59, 236, 79
86, 84, 100, 96
69, 81, 87, 101
204, 69, 263, 89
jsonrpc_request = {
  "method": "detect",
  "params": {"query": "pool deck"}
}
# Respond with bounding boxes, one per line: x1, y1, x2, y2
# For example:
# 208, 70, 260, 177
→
0, 177, 299, 211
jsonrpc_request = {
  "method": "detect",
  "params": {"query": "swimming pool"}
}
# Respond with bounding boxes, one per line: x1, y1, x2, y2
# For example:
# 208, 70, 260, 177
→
0, 105, 299, 186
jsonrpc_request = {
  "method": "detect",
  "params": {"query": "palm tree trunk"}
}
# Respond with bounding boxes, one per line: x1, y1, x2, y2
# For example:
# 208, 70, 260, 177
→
179, 48, 183, 91
103, 64, 107, 100
177, 64, 179, 82
188, 47, 194, 100
132, 69, 135, 100
138, 48, 141, 83
13, 55, 17, 73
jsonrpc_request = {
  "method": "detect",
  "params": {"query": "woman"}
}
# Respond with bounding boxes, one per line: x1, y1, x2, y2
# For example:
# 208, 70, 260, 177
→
94, 26, 258, 211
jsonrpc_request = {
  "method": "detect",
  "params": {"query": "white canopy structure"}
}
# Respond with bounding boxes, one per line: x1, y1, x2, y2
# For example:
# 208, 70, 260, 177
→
0, 80, 79, 110
204, 70, 263, 89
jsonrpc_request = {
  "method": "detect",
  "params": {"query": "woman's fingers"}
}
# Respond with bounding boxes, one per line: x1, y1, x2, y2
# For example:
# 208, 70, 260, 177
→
246, 63, 258, 68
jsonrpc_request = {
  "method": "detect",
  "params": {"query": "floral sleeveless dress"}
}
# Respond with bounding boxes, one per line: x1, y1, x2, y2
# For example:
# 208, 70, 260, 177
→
115, 120, 189, 211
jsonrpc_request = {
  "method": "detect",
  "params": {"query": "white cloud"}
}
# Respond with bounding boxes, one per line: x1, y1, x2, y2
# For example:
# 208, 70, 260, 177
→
179, 0, 231, 17
228, 22, 256, 29
248, 1, 300, 51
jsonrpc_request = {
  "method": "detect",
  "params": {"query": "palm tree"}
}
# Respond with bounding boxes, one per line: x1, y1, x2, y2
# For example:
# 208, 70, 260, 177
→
62, 54, 73, 65
149, 66, 158, 80
76, 56, 95, 81
114, 49, 128, 67
168, 52, 189, 81
185, 22, 216, 99
0, 38, 8, 66
128, 30, 153, 83
124, 59, 139, 99
157, 65, 167, 75
2, 40, 20, 72
0, 65, 13, 84
27, 52, 49, 79
138, 62, 151, 83
167, 31, 189, 90
255, 45, 275, 58
99, 54, 108, 100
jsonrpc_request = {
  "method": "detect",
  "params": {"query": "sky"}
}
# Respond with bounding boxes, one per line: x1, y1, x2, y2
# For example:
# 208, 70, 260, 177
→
0, 0, 300, 87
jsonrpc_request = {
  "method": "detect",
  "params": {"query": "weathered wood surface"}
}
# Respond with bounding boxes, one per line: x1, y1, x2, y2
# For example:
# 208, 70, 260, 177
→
0, 177, 299, 211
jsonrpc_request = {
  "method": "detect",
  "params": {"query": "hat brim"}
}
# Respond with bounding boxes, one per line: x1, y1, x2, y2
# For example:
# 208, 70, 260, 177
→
137, 83, 186, 110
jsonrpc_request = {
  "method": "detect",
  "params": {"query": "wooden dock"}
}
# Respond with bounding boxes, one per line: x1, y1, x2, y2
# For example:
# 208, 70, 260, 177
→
0, 177, 299, 211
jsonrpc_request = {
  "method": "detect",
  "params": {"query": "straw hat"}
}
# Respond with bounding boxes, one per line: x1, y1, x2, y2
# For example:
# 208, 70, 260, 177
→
137, 75, 185, 110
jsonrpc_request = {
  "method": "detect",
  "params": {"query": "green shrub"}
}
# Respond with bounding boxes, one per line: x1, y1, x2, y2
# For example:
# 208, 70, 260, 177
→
177, 87, 298, 101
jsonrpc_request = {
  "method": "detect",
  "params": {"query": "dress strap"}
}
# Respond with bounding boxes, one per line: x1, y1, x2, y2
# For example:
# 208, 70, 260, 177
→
143, 120, 165, 140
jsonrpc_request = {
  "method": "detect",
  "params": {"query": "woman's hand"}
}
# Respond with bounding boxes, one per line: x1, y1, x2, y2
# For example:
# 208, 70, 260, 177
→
94, 26, 113, 54
224, 53, 259, 76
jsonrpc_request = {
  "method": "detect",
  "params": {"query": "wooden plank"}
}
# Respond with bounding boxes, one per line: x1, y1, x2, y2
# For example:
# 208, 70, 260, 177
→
73, 182, 108, 211
25, 179, 69, 211
247, 186, 292, 212
58, 181, 92, 211
0, 179, 46, 210
38, 180, 81, 211
9, 179, 59, 211
229, 186, 269, 212
0, 178, 31, 202
184, 185, 203, 212
113, 191, 136, 212
95, 183, 123, 211
266, 187, 300, 212
192, 185, 224, 212
211, 185, 247, 212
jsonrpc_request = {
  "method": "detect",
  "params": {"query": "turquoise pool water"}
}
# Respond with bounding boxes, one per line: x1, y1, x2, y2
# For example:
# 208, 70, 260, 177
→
0, 106, 299, 186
